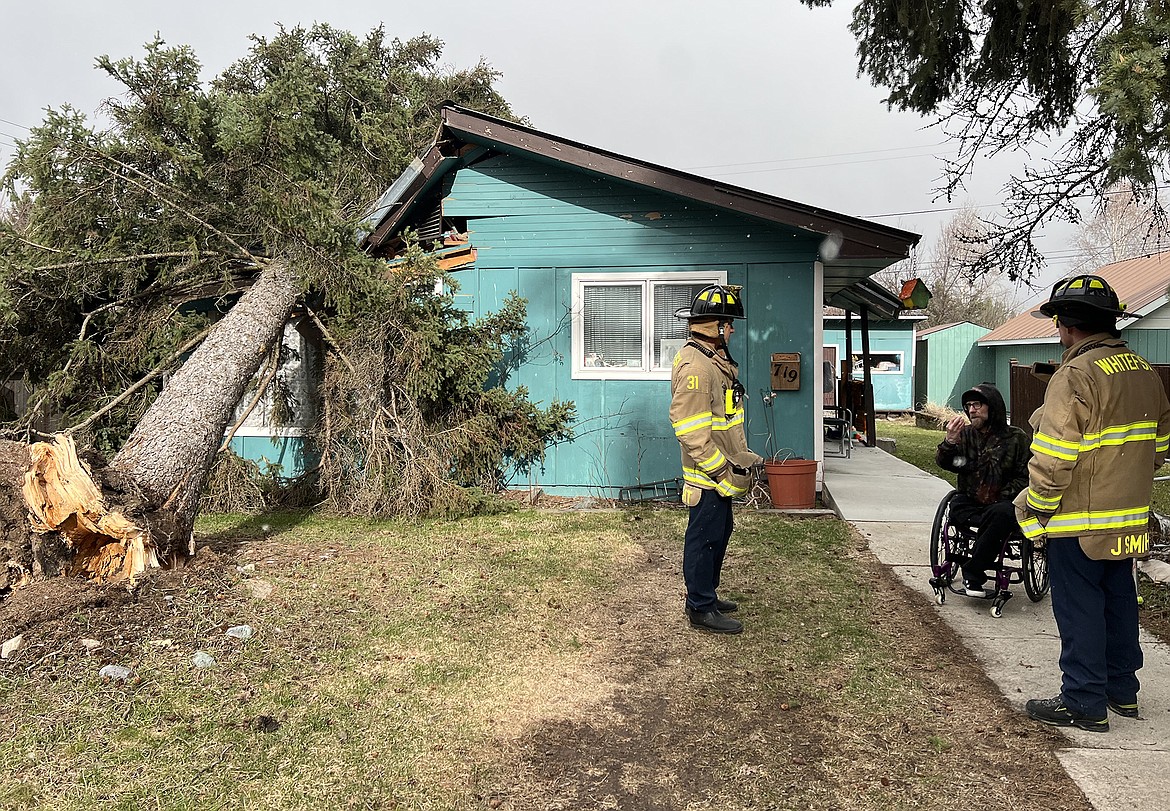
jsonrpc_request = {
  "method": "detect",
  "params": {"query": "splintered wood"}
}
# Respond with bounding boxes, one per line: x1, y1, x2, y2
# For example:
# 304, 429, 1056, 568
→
21, 434, 157, 581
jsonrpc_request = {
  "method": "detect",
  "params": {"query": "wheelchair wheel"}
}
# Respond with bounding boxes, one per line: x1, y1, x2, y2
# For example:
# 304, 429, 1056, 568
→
1022, 538, 1050, 601
930, 492, 963, 604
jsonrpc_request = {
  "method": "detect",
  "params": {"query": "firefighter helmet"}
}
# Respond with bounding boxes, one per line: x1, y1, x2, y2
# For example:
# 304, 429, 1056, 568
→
1037, 274, 1127, 319
674, 284, 746, 321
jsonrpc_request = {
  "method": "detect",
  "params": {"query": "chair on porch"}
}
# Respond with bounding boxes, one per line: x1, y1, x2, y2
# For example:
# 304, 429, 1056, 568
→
823, 406, 853, 458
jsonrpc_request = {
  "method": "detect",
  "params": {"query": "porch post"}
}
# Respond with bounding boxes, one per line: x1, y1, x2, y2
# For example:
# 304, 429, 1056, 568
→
860, 307, 876, 448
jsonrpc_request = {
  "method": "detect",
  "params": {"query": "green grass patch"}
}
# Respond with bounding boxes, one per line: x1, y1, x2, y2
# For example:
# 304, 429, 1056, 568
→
1, 507, 1072, 810
876, 417, 956, 488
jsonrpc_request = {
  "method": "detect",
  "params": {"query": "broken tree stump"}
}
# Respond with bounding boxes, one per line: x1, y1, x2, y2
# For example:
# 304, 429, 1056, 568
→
21, 434, 157, 582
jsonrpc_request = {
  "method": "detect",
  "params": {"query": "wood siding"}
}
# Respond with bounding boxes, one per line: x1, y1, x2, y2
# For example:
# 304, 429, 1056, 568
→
446, 155, 822, 494
991, 318, 1170, 414
989, 344, 1062, 413
915, 323, 993, 410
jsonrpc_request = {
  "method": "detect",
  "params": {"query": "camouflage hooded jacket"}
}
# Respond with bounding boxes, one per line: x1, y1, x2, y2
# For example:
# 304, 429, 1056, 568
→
936, 383, 1031, 505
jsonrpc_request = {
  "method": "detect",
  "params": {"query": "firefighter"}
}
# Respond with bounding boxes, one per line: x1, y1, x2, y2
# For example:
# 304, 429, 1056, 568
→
1017, 275, 1170, 732
669, 284, 763, 634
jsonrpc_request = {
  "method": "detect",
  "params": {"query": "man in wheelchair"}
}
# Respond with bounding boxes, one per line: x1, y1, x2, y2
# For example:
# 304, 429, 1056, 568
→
936, 383, 1031, 597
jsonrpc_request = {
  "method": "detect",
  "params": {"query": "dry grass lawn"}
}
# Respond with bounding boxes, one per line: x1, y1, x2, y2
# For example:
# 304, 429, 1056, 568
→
0, 506, 1092, 810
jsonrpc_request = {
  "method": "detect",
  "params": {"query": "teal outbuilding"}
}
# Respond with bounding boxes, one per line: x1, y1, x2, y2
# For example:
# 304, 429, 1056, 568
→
914, 321, 995, 410
823, 312, 922, 412
361, 106, 919, 496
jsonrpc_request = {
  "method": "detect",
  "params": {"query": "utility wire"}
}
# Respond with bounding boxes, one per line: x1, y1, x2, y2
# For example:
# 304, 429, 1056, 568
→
704, 150, 953, 178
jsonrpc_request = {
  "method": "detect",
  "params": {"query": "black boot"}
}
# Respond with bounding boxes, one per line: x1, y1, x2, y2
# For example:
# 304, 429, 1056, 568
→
687, 609, 743, 634
714, 597, 739, 613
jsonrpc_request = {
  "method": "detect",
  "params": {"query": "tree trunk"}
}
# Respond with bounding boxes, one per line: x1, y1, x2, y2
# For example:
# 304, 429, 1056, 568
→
111, 258, 299, 556
9, 258, 299, 583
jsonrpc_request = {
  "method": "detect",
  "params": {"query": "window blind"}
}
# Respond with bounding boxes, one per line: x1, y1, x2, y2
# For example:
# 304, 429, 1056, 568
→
583, 284, 642, 367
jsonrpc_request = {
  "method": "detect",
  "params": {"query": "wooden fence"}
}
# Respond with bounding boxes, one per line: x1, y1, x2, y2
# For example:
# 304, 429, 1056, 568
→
1010, 361, 1170, 438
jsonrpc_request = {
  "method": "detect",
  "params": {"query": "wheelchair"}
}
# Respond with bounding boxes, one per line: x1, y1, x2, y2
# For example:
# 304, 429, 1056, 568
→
928, 490, 1050, 617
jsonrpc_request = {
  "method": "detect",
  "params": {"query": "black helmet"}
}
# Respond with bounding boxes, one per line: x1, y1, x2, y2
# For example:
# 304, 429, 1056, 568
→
1036, 274, 1127, 319
674, 284, 746, 321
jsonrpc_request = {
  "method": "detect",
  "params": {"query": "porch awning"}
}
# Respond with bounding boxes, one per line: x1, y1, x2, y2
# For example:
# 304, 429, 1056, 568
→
826, 278, 903, 320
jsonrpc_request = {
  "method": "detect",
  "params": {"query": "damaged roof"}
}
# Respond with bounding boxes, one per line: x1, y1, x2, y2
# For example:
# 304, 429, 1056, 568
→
361, 105, 920, 304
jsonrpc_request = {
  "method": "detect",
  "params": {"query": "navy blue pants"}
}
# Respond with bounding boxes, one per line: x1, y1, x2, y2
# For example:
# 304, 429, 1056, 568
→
1048, 537, 1142, 718
683, 487, 734, 612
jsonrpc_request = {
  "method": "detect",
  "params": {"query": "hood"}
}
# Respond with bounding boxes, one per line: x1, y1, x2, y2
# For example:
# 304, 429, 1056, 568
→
962, 383, 1009, 433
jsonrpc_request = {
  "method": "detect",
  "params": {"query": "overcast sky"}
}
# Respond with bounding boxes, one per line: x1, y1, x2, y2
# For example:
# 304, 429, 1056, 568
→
0, 1, 1072, 298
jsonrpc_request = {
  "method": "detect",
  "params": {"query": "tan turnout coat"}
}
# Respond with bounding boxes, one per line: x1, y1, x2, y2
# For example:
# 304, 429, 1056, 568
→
669, 340, 761, 502
1014, 333, 1170, 559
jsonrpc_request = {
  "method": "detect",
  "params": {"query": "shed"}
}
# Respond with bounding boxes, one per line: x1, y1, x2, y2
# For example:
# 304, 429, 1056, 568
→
979, 253, 1170, 412
361, 106, 919, 496
914, 321, 994, 410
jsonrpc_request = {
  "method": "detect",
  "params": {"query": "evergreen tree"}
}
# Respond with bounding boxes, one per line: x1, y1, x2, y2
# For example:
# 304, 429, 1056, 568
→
0, 25, 573, 578
806, 1, 1170, 280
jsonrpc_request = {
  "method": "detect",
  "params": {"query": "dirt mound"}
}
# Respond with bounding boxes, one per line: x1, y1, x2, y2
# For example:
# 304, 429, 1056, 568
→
0, 543, 241, 676
0, 440, 33, 592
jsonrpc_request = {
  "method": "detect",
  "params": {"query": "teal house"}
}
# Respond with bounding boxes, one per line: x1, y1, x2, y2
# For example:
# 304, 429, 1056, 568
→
823, 312, 921, 412
979, 254, 1170, 412
361, 106, 919, 496
914, 321, 994, 410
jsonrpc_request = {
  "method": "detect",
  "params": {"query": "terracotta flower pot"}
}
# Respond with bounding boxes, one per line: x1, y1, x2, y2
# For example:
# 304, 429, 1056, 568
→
763, 459, 817, 509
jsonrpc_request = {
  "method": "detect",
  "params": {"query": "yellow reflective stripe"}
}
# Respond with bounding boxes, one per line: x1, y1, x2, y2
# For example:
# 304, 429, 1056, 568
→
1034, 431, 1080, 452
1043, 507, 1150, 534
1019, 516, 1045, 540
1027, 489, 1061, 511
1021, 506, 1152, 539
1080, 421, 1157, 451
698, 449, 726, 473
685, 467, 747, 497
1031, 431, 1080, 461
711, 409, 744, 432
673, 411, 713, 437
716, 478, 748, 497
1158, 432, 1170, 453
682, 467, 716, 487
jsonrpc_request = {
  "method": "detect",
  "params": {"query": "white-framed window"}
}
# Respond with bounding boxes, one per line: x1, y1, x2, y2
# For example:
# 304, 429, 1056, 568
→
228, 318, 318, 437
571, 271, 726, 380
850, 350, 904, 376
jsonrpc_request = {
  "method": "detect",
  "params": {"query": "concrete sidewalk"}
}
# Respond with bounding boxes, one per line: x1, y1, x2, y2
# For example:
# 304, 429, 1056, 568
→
822, 446, 1170, 811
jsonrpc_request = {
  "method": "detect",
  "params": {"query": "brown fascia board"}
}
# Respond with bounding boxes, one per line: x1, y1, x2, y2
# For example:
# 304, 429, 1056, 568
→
440, 105, 920, 261
362, 144, 454, 251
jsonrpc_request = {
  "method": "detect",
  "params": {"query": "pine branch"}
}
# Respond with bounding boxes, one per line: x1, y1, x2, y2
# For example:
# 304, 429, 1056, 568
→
29, 251, 223, 273
64, 325, 213, 436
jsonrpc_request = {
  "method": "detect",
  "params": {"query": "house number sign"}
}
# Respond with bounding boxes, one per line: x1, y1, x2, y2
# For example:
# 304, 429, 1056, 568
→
770, 353, 800, 391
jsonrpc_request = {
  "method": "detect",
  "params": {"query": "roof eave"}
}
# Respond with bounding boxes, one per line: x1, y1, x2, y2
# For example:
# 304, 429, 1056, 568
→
826, 278, 905, 320
437, 105, 919, 261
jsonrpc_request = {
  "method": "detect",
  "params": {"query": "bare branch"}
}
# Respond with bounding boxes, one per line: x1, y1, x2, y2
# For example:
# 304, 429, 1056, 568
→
219, 342, 282, 452
65, 325, 213, 436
